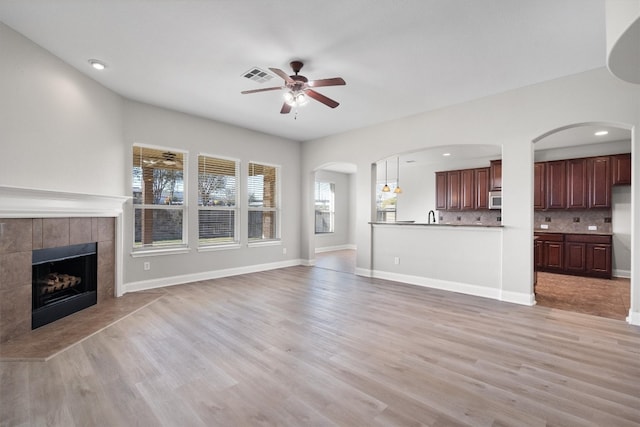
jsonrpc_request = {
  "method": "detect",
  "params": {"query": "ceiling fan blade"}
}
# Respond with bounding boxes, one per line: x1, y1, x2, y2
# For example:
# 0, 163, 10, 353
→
241, 86, 282, 94
280, 103, 292, 114
308, 77, 346, 88
269, 67, 295, 84
306, 89, 340, 108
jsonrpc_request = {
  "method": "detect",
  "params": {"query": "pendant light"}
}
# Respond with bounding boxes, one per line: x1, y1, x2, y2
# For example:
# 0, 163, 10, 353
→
394, 156, 402, 194
382, 160, 391, 192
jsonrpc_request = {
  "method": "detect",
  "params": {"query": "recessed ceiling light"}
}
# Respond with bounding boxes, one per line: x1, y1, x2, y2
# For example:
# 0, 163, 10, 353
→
442, 153, 451, 157
594, 130, 609, 136
88, 59, 106, 70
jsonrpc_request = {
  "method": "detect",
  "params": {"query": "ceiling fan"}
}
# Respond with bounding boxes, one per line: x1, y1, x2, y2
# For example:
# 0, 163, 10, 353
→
241, 61, 346, 114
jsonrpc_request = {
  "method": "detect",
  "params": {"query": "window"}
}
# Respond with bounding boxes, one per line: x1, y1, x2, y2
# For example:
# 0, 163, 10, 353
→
248, 162, 279, 242
132, 145, 186, 249
315, 182, 335, 233
376, 181, 397, 222
198, 155, 239, 246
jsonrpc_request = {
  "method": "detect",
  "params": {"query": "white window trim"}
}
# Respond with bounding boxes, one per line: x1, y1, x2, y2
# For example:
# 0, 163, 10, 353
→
197, 153, 240, 248
132, 143, 189, 252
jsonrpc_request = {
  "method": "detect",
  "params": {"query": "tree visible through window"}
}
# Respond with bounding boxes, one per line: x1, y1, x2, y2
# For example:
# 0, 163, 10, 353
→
198, 155, 238, 246
248, 162, 279, 241
132, 146, 186, 248
315, 182, 335, 233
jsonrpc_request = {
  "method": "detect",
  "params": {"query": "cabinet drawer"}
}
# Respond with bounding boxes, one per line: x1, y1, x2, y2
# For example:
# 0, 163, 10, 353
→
534, 233, 564, 242
565, 234, 611, 244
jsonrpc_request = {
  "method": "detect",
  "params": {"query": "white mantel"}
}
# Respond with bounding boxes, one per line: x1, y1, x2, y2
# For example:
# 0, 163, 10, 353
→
0, 185, 129, 218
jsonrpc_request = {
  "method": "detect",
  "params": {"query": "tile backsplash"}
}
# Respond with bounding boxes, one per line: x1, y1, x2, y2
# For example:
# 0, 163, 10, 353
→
438, 210, 502, 225
534, 210, 612, 233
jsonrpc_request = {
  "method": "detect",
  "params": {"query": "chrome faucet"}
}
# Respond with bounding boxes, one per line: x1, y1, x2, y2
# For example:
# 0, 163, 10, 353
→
428, 210, 436, 224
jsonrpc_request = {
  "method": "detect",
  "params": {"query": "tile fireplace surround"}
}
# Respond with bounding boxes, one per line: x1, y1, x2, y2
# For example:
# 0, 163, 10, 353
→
0, 186, 129, 345
0, 217, 115, 343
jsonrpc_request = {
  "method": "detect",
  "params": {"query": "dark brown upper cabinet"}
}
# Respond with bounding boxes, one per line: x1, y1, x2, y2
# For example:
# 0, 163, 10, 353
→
446, 170, 461, 210
588, 156, 611, 208
475, 167, 490, 210
460, 169, 475, 210
533, 162, 546, 210
546, 160, 566, 209
489, 160, 502, 191
612, 153, 631, 185
566, 158, 588, 209
435, 172, 447, 210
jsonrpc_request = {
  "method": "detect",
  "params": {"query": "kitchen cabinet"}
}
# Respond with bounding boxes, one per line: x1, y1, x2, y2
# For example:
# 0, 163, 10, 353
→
612, 153, 631, 185
566, 158, 588, 209
534, 162, 546, 210
446, 170, 461, 210
534, 233, 612, 278
490, 160, 502, 191
435, 172, 447, 210
546, 160, 566, 209
588, 156, 611, 208
475, 167, 490, 209
461, 169, 475, 210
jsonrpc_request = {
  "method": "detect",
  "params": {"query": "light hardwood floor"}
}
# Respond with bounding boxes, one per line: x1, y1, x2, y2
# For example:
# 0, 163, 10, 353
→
1, 265, 640, 426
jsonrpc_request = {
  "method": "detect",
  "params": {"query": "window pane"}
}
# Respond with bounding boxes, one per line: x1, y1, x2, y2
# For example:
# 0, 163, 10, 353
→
199, 210, 236, 244
134, 208, 184, 247
248, 163, 277, 208
133, 146, 184, 205
376, 181, 397, 223
198, 156, 237, 206
315, 182, 335, 233
248, 211, 277, 240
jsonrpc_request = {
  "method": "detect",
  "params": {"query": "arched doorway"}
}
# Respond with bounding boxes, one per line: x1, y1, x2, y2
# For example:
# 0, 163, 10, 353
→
532, 122, 632, 320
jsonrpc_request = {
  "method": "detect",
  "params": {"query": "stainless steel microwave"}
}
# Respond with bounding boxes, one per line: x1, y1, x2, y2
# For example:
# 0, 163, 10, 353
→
489, 191, 502, 210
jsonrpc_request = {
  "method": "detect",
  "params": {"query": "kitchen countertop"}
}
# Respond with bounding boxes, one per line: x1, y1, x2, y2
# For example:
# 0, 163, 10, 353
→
370, 222, 503, 228
534, 230, 613, 236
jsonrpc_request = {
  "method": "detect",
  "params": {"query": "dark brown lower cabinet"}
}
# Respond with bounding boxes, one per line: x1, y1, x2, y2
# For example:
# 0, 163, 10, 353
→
535, 233, 612, 279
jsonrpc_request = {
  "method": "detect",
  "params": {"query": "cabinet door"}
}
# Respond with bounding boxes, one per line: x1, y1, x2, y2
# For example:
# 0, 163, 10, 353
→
589, 156, 611, 208
546, 160, 566, 209
566, 158, 588, 209
544, 242, 564, 270
446, 170, 461, 210
586, 244, 612, 278
612, 153, 631, 185
490, 160, 502, 191
435, 172, 447, 210
475, 168, 490, 209
461, 169, 475, 210
564, 242, 586, 273
534, 240, 543, 269
534, 162, 545, 210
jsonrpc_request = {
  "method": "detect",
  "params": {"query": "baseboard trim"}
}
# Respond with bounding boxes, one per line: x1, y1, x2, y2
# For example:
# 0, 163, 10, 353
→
627, 310, 640, 326
613, 269, 631, 278
315, 244, 357, 253
124, 259, 303, 294
370, 270, 501, 301
354, 267, 373, 277
301, 259, 315, 267
501, 290, 536, 306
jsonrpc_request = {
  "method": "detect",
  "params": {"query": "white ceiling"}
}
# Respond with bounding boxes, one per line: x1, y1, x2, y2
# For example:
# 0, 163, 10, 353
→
0, 0, 608, 142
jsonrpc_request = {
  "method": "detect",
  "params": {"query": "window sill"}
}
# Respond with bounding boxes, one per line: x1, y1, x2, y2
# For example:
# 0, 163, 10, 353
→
130, 246, 191, 258
197, 243, 241, 252
247, 239, 281, 248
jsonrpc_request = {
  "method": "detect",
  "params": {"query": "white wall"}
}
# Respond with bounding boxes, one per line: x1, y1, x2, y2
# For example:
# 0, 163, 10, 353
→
122, 100, 302, 288
314, 170, 353, 251
301, 68, 640, 319
612, 185, 632, 276
0, 22, 125, 197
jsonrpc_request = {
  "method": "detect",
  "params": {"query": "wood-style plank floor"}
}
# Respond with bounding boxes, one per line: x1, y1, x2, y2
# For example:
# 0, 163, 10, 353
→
1, 265, 640, 426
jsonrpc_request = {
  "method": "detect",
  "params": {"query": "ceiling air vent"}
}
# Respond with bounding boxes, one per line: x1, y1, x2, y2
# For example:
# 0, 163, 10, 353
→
242, 67, 274, 84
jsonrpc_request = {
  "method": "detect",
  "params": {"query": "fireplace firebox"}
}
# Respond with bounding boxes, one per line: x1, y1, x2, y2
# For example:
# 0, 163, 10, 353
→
32, 242, 98, 329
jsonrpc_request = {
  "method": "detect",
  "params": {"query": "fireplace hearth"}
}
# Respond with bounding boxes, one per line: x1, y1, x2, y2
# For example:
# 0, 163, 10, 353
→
32, 242, 98, 329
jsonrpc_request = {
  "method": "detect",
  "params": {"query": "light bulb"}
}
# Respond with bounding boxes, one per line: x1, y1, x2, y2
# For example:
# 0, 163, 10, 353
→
283, 91, 294, 105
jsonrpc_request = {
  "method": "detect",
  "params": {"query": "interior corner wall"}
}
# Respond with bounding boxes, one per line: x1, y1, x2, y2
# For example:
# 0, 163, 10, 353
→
314, 170, 353, 251
0, 22, 126, 197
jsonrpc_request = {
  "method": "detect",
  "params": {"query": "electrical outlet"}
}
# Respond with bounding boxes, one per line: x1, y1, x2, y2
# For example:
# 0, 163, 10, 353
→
540, 224, 549, 229
588, 225, 597, 231
394, 257, 400, 265
143, 261, 150, 271
282, 247, 287, 255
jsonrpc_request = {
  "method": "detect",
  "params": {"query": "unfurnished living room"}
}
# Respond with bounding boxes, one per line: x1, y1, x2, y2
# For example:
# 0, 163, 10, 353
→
1, 1, 640, 426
